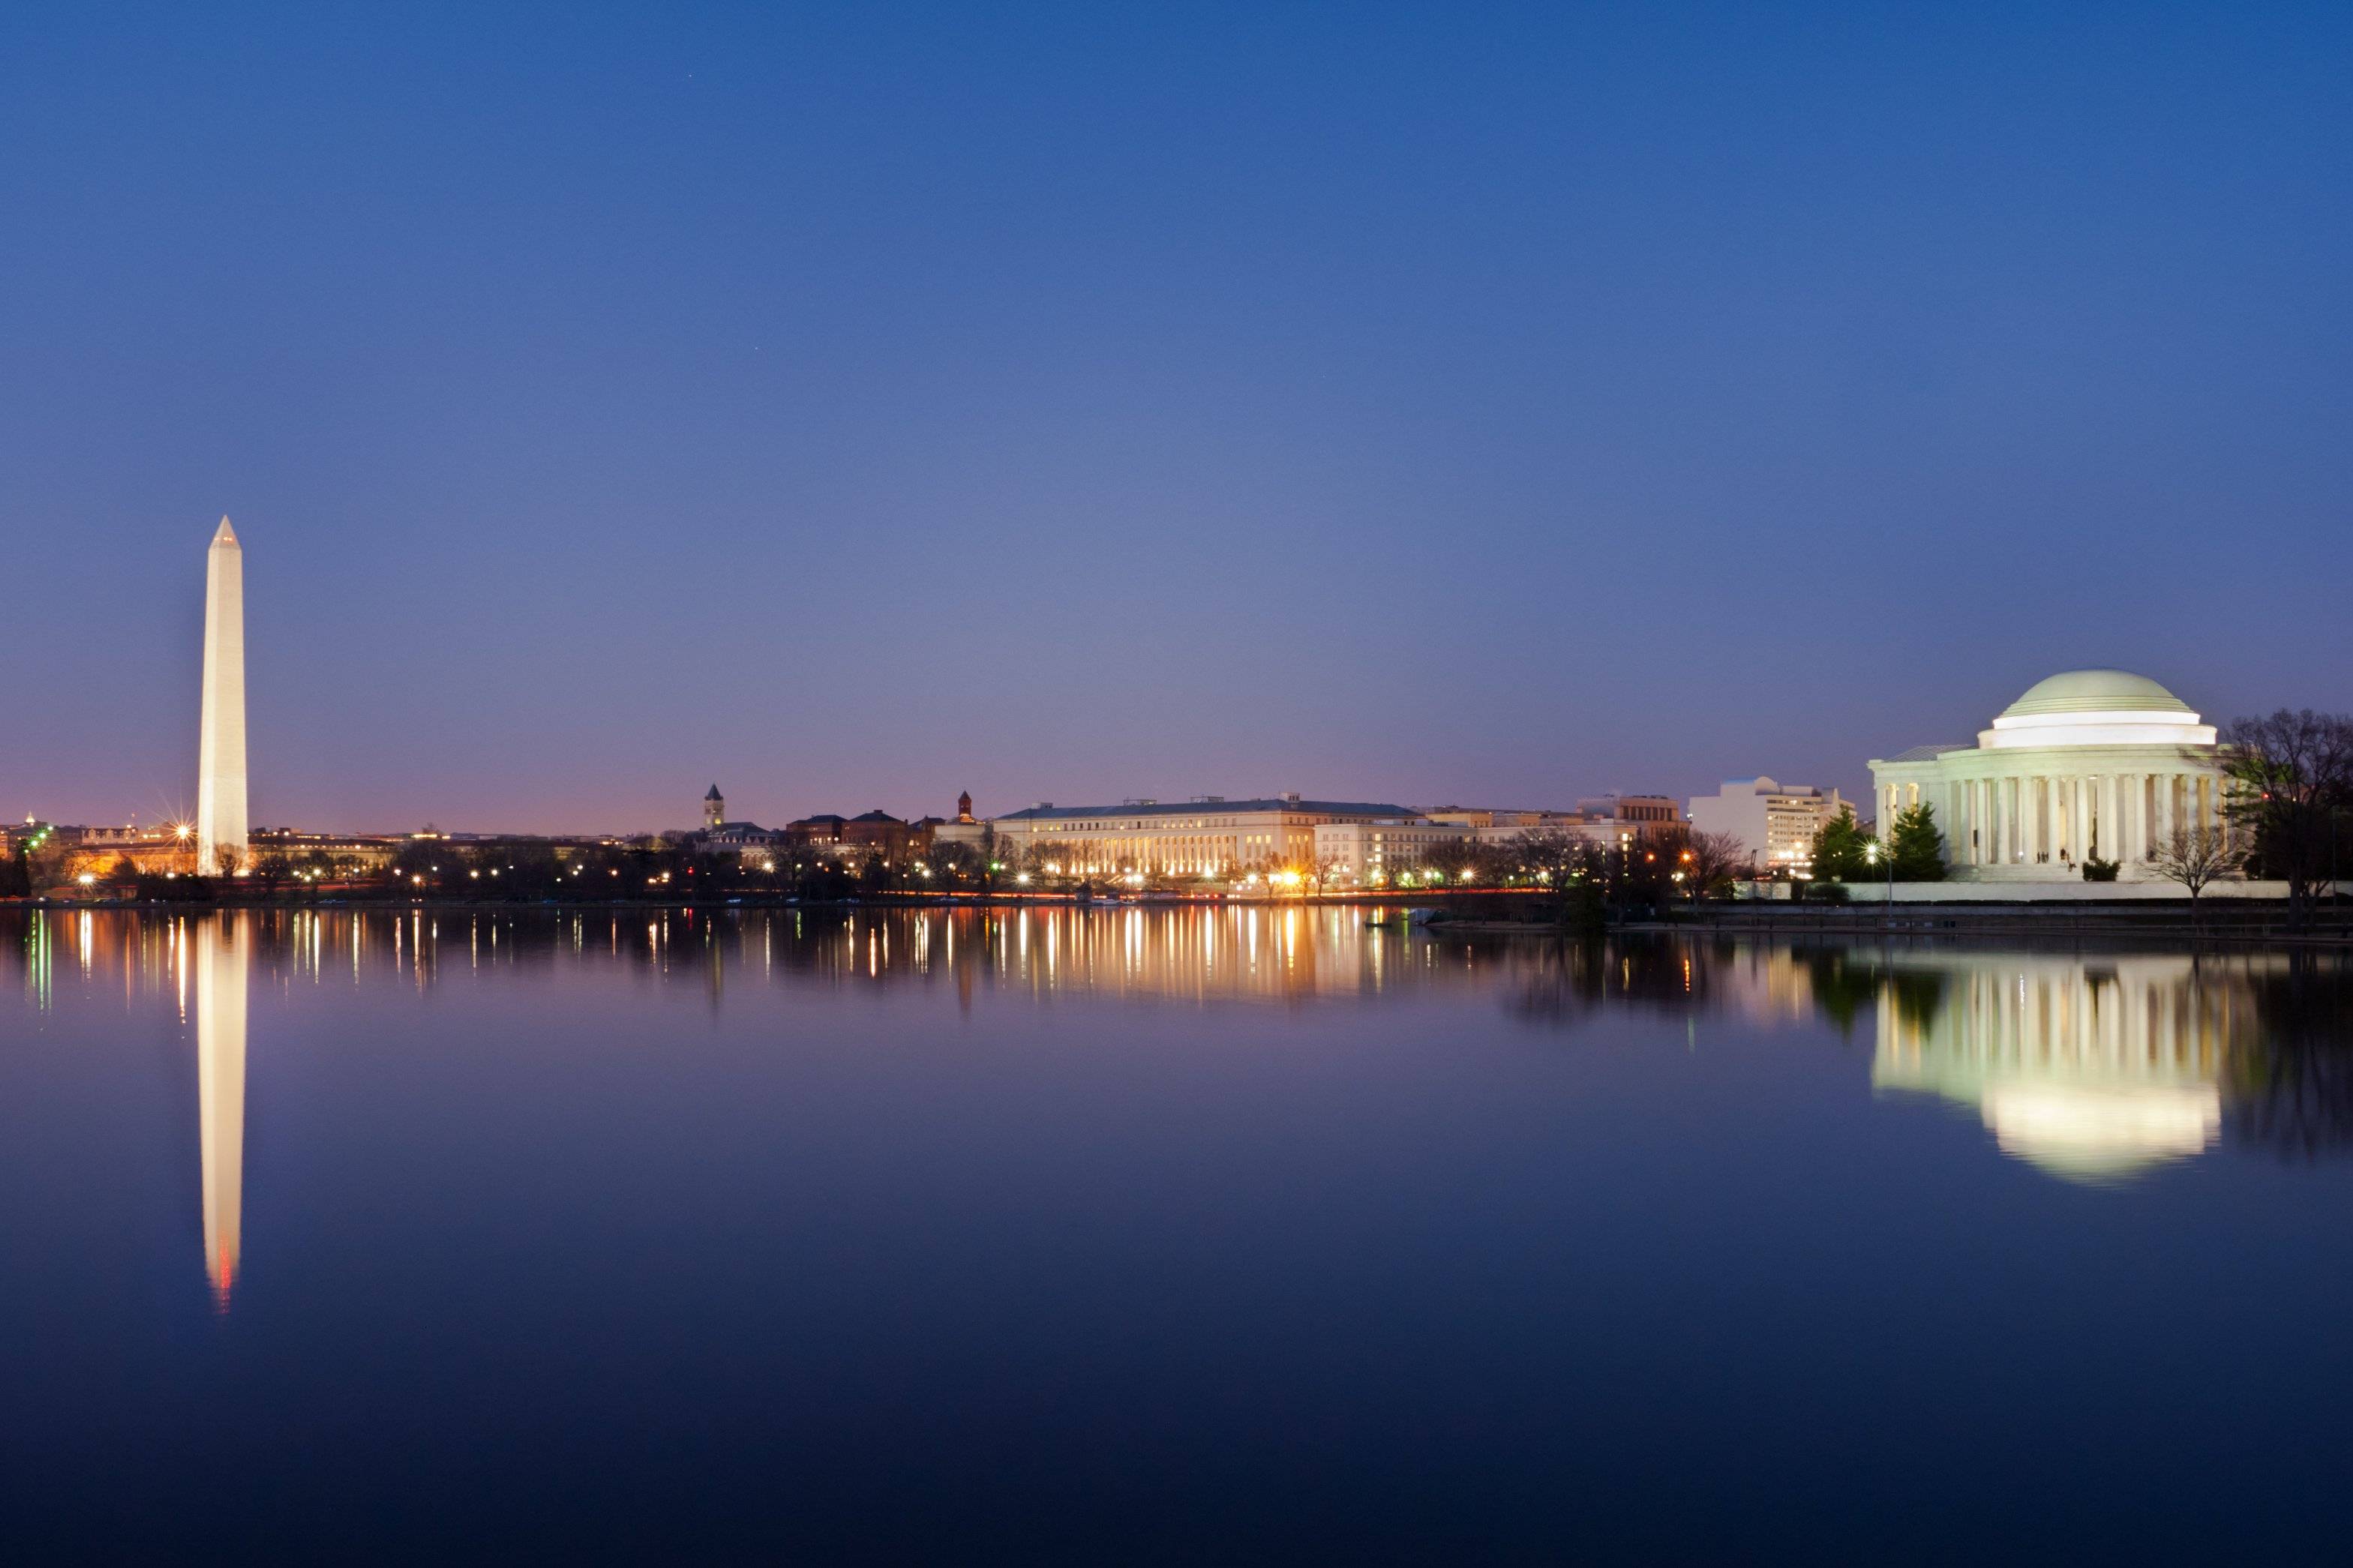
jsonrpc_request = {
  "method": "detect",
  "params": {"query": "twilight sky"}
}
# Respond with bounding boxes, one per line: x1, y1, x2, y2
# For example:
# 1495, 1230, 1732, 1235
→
5, 1, 2348, 835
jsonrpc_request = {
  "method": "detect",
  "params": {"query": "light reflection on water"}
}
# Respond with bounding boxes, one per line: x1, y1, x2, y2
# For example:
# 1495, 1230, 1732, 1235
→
1870, 952, 2243, 1183
3, 907, 2351, 1558
195, 915, 245, 1309
10, 909, 2348, 1289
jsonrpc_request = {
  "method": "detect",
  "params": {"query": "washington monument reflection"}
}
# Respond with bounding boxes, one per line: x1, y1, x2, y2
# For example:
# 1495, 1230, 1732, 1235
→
195, 916, 246, 1309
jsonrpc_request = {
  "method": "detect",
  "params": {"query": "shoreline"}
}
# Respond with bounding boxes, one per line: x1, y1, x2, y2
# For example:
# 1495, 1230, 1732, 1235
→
12, 893, 2348, 948
0, 889, 1455, 913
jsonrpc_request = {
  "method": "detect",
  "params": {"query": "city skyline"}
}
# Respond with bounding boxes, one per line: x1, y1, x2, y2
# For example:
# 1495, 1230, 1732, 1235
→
6, 6, 2350, 832
5, 516, 2336, 841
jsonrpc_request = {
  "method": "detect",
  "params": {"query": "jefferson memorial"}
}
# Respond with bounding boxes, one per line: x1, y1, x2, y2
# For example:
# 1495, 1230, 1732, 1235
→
1868, 670, 2228, 881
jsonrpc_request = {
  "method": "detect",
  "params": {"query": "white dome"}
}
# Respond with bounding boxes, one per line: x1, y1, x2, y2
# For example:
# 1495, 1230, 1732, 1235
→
1998, 670, 2192, 720
1981, 669, 2212, 750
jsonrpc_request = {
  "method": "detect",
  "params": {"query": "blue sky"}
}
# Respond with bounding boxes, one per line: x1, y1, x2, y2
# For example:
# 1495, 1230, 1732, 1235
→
5, 2, 2347, 832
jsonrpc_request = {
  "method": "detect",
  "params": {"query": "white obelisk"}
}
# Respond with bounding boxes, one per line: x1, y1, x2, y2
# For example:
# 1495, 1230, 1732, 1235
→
196, 517, 248, 877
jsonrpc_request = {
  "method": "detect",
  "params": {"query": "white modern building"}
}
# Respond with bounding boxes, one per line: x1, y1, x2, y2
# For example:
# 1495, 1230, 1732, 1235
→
1686, 778, 1851, 873
1868, 670, 2230, 881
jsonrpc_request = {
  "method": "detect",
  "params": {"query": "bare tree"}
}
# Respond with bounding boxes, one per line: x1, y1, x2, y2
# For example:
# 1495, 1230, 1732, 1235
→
2148, 822, 2245, 932
1681, 828, 1751, 900
926, 841, 983, 886
1457, 839, 1518, 887
1507, 829, 1589, 889
2222, 710, 2353, 928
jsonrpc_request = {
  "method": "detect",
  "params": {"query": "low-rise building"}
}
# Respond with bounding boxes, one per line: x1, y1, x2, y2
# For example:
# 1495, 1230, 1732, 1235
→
699, 822, 787, 855
1576, 794, 1681, 835
1313, 819, 1473, 880
1686, 778, 1851, 874
1419, 806, 1586, 832
1424, 801, 1670, 856
789, 810, 926, 862
930, 792, 988, 851
245, 829, 403, 874
988, 795, 1415, 878
692, 786, 788, 857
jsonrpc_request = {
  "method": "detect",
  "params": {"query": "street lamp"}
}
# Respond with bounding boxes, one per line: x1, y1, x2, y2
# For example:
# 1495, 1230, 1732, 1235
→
1865, 838, 1892, 923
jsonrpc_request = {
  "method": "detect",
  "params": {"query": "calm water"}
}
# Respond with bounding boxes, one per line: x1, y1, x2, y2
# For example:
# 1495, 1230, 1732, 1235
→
3, 906, 2350, 1563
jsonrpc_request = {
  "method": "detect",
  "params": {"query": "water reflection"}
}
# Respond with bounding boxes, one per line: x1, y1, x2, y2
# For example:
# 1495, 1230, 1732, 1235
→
4, 910, 2348, 1210
1868, 953, 2246, 1182
196, 915, 246, 1309
2223, 958, 2353, 1162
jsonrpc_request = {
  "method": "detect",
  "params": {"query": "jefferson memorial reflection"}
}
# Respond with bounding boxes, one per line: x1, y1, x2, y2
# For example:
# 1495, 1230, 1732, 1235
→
1870, 952, 2255, 1181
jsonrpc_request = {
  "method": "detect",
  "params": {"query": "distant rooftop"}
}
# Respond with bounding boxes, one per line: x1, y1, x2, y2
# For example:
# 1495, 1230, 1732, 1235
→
993, 797, 1413, 823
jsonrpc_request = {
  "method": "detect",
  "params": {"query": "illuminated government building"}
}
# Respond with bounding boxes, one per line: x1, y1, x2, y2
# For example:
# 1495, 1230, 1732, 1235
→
979, 793, 1682, 882
1868, 669, 2230, 880
986, 796, 1417, 877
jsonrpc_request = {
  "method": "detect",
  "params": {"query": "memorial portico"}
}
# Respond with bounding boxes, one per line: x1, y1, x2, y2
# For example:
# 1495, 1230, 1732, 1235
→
1868, 670, 2230, 881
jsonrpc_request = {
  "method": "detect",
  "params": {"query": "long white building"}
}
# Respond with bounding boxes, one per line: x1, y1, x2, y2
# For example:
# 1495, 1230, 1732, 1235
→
1313, 818, 1477, 880
986, 796, 1416, 877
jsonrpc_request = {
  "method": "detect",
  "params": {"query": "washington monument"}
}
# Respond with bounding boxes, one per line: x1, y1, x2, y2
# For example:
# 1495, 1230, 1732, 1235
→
196, 517, 248, 875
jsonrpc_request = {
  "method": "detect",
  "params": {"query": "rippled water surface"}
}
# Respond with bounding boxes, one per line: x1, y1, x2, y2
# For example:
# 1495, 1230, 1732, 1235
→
3, 907, 2351, 1562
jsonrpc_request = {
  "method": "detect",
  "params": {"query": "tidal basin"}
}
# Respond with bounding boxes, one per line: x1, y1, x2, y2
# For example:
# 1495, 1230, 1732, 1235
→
4, 907, 2350, 1561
